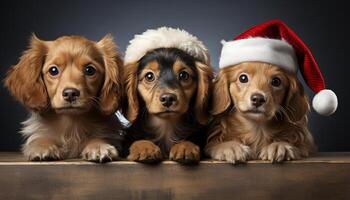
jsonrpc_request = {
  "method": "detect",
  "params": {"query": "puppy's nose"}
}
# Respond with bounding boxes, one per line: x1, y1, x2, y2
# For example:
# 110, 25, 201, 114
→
160, 93, 177, 108
62, 88, 80, 103
251, 93, 266, 108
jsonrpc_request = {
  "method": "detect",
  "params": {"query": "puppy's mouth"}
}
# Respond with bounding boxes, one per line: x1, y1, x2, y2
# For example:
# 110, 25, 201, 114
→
244, 109, 264, 114
238, 106, 271, 122
154, 110, 180, 117
241, 108, 267, 117
55, 106, 86, 114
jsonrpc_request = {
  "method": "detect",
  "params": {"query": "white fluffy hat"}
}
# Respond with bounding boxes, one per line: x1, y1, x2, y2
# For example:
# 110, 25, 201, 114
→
124, 27, 210, 65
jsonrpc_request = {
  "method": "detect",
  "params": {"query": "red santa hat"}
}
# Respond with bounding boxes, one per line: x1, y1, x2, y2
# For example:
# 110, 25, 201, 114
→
219, 20, 338, 116
124, 27, 210, 65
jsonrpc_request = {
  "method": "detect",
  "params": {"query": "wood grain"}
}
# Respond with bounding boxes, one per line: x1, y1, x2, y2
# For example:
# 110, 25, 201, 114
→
0, 152, 349, 200
1, 152, 350, 164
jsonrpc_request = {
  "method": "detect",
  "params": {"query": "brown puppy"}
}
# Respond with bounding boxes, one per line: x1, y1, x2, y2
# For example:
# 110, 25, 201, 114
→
123, 48, 212, 163
5, 35, 123, 162
205, 62, 315, 163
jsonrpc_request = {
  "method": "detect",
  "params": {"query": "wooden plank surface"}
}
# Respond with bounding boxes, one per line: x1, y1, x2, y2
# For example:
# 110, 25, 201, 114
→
1, 152, 350, 164
0, 152, 349, 200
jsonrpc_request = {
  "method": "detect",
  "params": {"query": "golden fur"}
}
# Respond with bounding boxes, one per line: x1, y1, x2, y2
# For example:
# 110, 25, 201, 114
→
123, 48, 212, 163
205, 62, 315, 163
4, 35, 123, 162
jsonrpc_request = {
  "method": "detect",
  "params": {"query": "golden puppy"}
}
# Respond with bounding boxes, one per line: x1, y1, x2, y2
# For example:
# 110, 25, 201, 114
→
123, 48, 212, 164
205, 62, 315, 163
4, 35, 123, 162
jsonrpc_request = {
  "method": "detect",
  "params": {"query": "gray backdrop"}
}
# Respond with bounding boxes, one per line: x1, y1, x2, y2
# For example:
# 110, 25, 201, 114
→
0, 0, 347, 151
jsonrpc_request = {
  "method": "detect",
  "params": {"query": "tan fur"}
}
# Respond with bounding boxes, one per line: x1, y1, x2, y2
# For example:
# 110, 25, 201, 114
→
124, 62, 139, 123
4, 35, 123, 162
193, 61, 213, 124
206, 62, 315, 163
127, 140, 162, 161
4, 35, 49, 112
169, 141, 200, 161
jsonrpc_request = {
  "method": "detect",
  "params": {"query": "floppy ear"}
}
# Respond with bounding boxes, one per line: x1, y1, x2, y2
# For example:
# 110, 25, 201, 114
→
283, 75, 310, 122
97, 34, 123, 115
194, 62, 213, 125
210, 70, 232, 115
123, 62, 139, 123
4, 34, 49, 112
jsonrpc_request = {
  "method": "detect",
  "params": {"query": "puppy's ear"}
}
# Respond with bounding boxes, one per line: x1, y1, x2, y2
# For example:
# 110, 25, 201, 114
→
97, 34, 123, 115
283, 75, 310, 122
4, 34, 49, 112
210, 70, 232, 115
123, 62, 139, 123
194, 62, 213, 125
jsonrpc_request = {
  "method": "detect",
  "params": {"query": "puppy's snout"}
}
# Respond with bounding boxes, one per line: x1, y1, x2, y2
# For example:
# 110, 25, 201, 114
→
160, 93, 177, 108
62, 88, 80, 103
250, 93, 266, 108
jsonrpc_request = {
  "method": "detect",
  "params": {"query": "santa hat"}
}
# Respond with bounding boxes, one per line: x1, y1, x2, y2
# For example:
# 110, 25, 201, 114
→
125, 27, 210, 65
219, 20, 338, 116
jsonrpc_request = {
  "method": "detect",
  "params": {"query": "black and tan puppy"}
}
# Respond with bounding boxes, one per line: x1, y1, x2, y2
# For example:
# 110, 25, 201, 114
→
123, 27, 213, 164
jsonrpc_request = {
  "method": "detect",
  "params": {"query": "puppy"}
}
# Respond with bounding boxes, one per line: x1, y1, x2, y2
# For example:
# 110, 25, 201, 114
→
205, 62, 315, 163
4, 35, 123, 162
123, 48, 212, 163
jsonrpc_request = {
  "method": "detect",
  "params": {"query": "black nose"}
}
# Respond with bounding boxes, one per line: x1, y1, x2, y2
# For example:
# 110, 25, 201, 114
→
160, 93, 177, 108
251, 93, 266, 107
62, 88, 80, 103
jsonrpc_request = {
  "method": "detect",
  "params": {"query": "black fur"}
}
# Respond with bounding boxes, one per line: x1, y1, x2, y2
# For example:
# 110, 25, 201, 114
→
138, 47, 198, 89
123, 48, 206, 157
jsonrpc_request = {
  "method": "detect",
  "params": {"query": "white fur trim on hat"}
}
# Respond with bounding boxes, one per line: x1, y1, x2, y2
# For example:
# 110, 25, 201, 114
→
125, 27, 210, 65
312, 89, 338, 116
219, 38, 298, 73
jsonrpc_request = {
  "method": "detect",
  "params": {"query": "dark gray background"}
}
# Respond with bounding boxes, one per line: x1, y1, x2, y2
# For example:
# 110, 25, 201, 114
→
0, 0, 347, 151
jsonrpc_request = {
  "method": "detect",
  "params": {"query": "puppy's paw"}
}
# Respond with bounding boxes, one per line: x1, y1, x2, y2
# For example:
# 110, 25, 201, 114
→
169, 141, 200, 164
24, 142, 62, 161
207, 141, 252, 164
259, 142, 300, 163
127, 140, 162, 163
82, 140, 118, 163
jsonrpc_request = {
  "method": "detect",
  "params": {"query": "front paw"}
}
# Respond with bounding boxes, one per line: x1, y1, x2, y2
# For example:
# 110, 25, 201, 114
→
207, 141, 252, 164
259, 142, 300, 163
127, 140, 162, 163
169, 141, 200, 164
82, 140, 118, 163
23, 142, 62, 161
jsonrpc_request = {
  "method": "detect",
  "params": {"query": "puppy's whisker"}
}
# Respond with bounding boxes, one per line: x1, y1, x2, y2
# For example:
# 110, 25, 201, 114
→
278, 106, 292, 123
88, 96, 102, 108
279, 105, 304, 129
284, 105, 299, 122
140, 107, 148, 122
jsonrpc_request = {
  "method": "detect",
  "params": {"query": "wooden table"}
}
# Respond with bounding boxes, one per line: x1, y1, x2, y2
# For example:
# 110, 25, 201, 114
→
0, 152, 349, 200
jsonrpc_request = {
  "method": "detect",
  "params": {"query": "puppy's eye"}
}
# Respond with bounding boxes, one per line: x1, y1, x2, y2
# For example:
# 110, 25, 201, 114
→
48, 66, 59, 76
271, 77, 282, 87
145, 72, 155, 82
239, 74, 248, 83
178, 71, 189, 81
84, 65, 96, 76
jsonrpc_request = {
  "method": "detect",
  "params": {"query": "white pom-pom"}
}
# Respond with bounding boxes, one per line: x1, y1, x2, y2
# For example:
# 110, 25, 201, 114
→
312, 89, 338, 116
